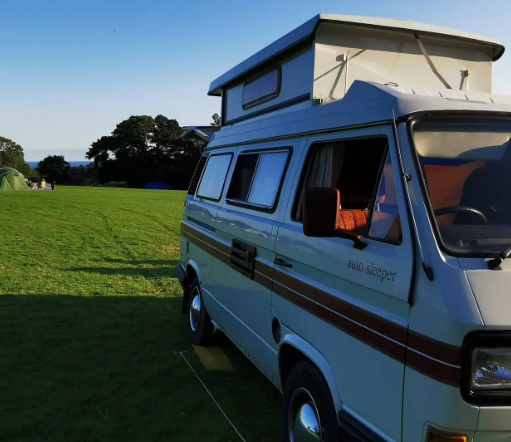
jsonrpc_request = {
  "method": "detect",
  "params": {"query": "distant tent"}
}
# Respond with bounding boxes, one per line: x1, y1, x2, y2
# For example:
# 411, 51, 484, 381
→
144, 182, 171, 190
0, 168, 29, 191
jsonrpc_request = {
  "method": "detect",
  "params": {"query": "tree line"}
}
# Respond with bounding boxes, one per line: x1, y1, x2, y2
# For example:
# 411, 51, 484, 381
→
86, 114, 209, 188
0, 114, 218, 188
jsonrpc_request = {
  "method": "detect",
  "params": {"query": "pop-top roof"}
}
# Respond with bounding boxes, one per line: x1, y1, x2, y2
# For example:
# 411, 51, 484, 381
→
208, 14, 505, 96
208, 81, 511, 149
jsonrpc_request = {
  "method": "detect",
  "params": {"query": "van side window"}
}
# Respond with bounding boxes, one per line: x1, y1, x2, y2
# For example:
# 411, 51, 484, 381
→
369, 153, 402, 244
242, 67, 281, 110
227, 150, 289, 210
196, 153, 233, 201
295, 137, 402, 243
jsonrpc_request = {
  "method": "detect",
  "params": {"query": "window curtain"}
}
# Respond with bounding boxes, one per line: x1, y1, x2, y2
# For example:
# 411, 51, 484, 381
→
296, 143, 345, 219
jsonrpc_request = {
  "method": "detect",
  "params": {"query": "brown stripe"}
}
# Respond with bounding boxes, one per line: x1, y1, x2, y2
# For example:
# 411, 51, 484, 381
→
274, 270, 407, 345
255, 259, 274, 279
181, 222, 231, 256
275, 281, 407, 363
408, 332, 462, 367
183, 222, 274, 288
254, 269, 273, 290
182, 229, 230, 266
406, 349, 461, 387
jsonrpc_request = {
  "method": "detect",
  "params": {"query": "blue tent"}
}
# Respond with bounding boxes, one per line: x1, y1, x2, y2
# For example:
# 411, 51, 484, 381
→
144, 182, 171, 190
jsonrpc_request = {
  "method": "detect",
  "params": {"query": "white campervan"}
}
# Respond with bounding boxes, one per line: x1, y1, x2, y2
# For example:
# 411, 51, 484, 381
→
177, 14, 511, 442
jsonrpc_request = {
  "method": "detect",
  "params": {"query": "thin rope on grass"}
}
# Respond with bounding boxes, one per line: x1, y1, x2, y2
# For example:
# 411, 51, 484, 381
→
173, 351, 247, 442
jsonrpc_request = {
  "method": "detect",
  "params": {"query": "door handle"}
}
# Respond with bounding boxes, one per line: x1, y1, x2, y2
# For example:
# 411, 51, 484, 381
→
273, 257, 292, 268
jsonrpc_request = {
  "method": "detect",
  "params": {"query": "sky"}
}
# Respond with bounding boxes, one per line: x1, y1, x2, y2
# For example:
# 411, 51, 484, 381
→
1, 0, 511, 161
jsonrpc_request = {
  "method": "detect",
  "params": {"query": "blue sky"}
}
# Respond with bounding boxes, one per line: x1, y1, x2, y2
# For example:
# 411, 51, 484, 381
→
1, 0, 511, 161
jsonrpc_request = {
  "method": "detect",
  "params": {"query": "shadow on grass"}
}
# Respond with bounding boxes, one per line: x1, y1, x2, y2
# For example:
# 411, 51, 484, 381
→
65, 259, 179, 278
104, 258, 179, 266
0, 294, 280, 442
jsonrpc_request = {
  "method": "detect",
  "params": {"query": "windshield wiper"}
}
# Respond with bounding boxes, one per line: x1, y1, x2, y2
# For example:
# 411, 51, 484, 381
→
488, 245, 511, 270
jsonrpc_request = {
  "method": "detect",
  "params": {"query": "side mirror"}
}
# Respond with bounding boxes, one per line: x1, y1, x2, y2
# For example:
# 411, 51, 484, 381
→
302, 187, 367, 250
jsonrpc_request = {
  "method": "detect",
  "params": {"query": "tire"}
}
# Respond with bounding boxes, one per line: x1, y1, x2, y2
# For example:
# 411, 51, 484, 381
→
187, 276, 214, 346
283, 361, 341, 442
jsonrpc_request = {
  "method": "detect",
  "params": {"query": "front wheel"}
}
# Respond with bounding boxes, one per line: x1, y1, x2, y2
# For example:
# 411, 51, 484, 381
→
283, 361, 341, 442
188, 276, 214, 346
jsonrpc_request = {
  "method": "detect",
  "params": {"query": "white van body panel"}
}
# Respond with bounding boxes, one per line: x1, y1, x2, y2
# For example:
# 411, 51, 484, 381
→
313, 22, 494, 101
461, 261, 511, 328
210, 205, 279, 383
271, 126, 413, 441
403, 368, 479, 442
477, 406, 511, 432
224, 46, 313, 124
182, 200, 223, 304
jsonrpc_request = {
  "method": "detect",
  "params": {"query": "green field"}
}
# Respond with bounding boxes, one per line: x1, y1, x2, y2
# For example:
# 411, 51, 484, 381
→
0, 187, 280, 441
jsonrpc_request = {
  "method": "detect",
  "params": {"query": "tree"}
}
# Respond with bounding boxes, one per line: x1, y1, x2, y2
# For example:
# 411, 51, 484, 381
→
68, 164, 97, 186
87, 115, 207, 188
211, 113, 221, 127
37, 155, 71, 183
0, 136, 37, 178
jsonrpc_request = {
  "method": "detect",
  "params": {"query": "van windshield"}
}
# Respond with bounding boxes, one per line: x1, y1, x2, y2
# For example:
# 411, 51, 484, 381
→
413, 118, 511, 256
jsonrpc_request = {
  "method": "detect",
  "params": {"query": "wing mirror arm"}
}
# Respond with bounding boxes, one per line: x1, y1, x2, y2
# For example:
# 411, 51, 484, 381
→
334, 229, 368, 250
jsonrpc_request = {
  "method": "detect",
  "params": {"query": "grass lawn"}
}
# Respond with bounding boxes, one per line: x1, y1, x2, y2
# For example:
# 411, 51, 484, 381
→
0, 186, 281, 442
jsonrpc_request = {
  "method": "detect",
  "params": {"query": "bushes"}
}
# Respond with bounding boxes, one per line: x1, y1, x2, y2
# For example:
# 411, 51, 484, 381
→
104, 181, 128, 188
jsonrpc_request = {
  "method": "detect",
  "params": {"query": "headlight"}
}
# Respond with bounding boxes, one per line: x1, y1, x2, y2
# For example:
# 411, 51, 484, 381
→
471, 347, 511, 390
462, 332, 511, 405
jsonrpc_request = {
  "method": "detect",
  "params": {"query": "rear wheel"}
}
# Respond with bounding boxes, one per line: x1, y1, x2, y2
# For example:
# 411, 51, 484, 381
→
283, 361, 340, 442
188, 276, 214, 346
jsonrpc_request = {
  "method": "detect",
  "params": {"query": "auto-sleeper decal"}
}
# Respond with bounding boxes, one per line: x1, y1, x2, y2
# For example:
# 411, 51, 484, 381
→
347, 260, 397, 282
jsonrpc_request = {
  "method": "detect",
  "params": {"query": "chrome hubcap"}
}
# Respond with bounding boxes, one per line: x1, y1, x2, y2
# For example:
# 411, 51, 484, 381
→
289, 388, 321, 442
189, 288, 201, 332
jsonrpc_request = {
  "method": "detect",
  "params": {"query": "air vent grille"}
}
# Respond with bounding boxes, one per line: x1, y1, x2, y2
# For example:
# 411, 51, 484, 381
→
230, 239, 256, 279
187, 155, 209, 195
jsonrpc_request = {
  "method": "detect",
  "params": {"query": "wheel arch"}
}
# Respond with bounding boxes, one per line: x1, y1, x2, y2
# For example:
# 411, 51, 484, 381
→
185, 259, 202, 284
181, 260, 203, 314
279, 333, 343, 413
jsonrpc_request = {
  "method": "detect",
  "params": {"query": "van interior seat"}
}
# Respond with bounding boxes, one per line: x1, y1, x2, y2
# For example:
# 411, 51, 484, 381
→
338, 209, 369, 234
336, 185, 370, 234
423, 161, 485, 224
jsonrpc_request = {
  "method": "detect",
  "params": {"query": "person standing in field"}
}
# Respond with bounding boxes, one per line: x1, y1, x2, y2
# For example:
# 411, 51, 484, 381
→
40, 178, 46, 190
51, 181, 55, 191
